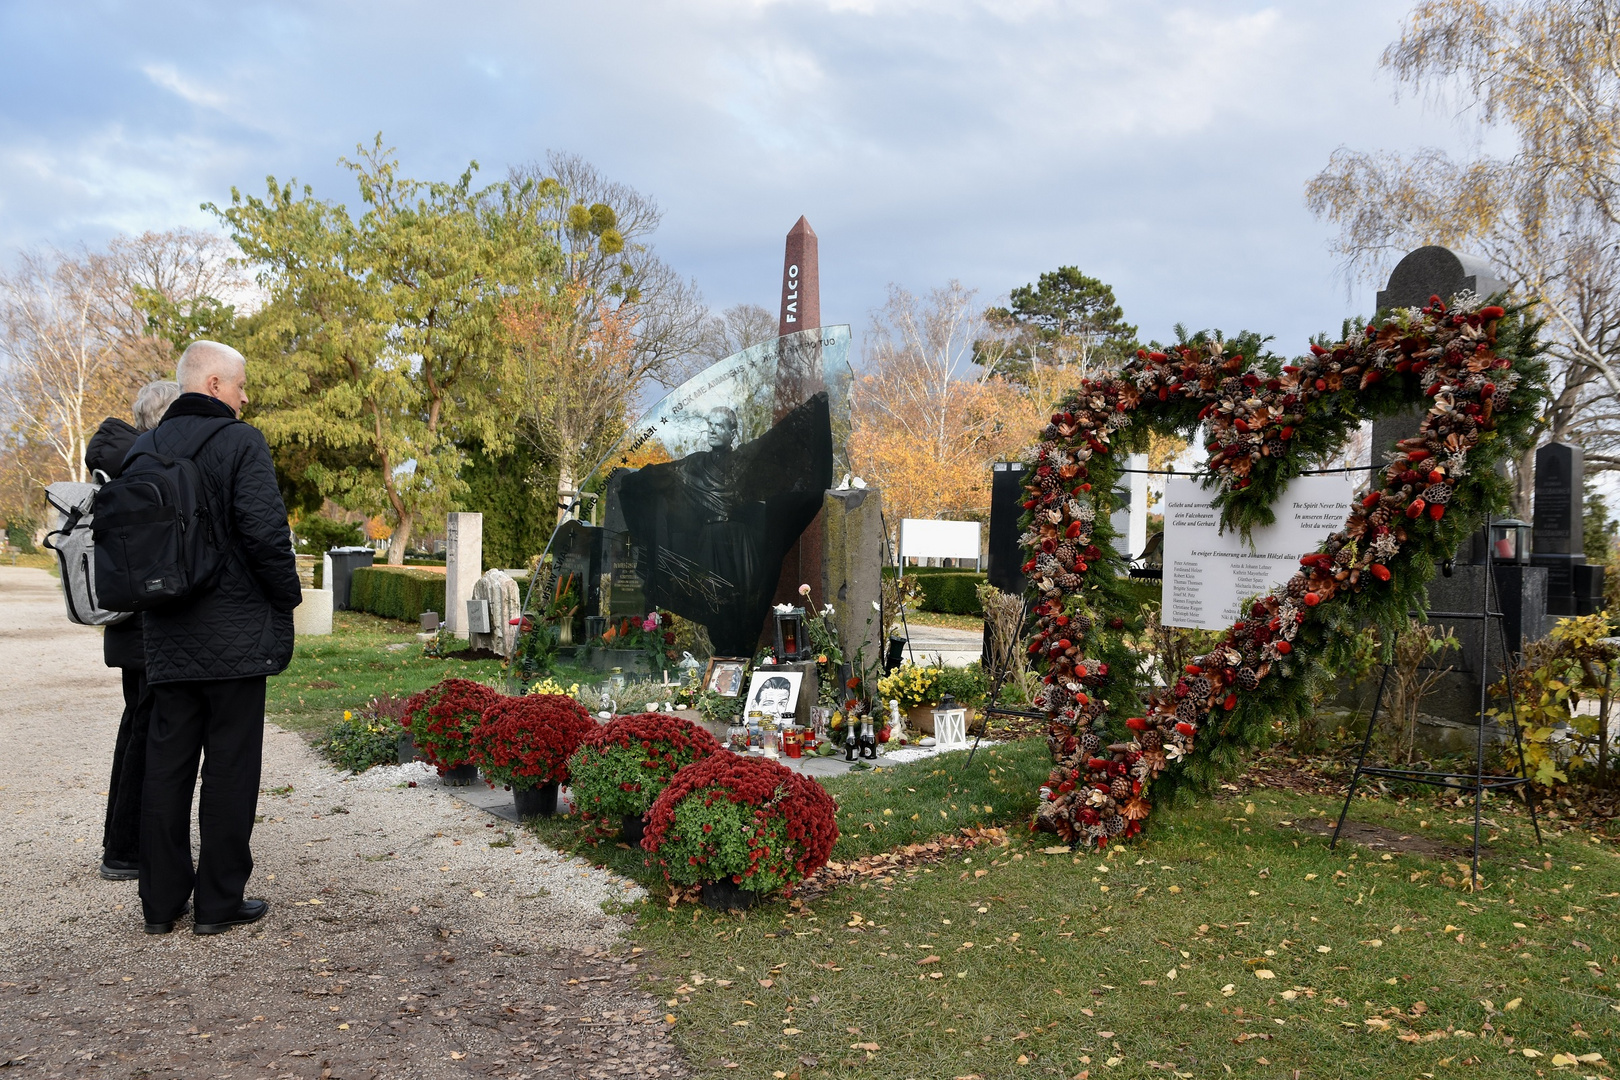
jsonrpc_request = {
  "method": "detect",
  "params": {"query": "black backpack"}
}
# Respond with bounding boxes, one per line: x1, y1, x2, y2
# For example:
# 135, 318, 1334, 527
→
91, 418, 238, 611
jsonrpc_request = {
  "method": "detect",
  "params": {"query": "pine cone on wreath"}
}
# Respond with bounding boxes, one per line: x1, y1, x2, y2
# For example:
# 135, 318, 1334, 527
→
1286, 577, 1307, 598
1055, 542, 1078, 567
1334, 546, 1355, 568
1110, 776, 1131, 801
1139, 730, 1163, 751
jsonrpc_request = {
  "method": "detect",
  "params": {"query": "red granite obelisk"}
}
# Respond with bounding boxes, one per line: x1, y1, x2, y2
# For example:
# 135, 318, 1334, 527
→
769, 216, 827, 629
778, 216, 819, 337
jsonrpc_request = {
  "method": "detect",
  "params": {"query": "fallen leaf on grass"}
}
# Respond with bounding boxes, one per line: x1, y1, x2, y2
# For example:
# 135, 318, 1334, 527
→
1220, 984, 1236, 996
918, 956, 941, 965
1504, 997, 1522, 1010
1254, 970, 1275, 979
1363, 1018, 1391, 1031
849, 1042, 880, 1051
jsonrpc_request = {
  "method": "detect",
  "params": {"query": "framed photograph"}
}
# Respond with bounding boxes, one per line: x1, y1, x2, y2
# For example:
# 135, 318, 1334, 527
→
743, 669, 803, 718
704, 657, 749, 698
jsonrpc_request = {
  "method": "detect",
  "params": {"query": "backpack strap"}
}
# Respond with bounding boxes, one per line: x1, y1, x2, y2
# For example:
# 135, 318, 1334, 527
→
125, 417, 240, 468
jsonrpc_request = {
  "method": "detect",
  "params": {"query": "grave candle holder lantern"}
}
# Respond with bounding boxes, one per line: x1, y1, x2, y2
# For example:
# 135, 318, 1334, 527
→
1490, 517, 1531, 564
932, 692, 969, 750
773, 608, 809, 661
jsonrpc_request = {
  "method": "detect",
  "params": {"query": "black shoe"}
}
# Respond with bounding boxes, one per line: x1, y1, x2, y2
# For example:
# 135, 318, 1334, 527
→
143, 900, 191, 935
100, 859, 139, 881
193, 899, 269, 936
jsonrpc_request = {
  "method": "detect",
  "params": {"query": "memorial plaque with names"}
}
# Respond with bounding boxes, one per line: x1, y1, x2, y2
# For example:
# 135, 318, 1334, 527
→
1162, 475, 1355, 630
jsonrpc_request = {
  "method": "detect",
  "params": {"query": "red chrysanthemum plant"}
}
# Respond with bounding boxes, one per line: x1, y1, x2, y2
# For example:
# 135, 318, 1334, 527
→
470, 693, 596, 791
565, 712, 721, 820
402, 678, 506, 774
642, 751, 838, 898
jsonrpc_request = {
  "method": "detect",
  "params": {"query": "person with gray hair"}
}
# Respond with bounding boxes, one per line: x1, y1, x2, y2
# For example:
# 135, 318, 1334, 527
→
135, 339, 298, 935
82, 378, 181, 881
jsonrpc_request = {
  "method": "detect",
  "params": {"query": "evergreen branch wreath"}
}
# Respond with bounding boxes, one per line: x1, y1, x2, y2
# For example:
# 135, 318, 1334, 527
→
1021, 295, 1548, 848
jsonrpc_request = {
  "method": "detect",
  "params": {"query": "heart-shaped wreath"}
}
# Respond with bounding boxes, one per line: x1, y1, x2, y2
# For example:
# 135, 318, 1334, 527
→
1021, 294, 1548, 847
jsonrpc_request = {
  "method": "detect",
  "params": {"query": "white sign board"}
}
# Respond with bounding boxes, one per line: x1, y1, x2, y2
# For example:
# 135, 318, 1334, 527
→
900, 518, 981, 563
1161, 475, 1354, 631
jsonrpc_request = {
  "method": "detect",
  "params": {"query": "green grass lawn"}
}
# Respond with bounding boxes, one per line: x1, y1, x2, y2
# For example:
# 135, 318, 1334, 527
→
904, 610, 985, 633
266, 611, 510, 735
527, 744, 1619, 1080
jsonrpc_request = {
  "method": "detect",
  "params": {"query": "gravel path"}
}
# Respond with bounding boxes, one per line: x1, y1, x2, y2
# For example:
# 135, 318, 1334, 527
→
0, 567, 688, 1080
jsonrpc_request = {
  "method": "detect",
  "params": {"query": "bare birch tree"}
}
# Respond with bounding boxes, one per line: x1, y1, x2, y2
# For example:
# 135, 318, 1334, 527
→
1306, 0, 1620, 499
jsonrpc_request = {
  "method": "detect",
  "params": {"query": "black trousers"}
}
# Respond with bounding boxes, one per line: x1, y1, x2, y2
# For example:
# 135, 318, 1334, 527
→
140, 677, 266, 924
102, 668, 153, 864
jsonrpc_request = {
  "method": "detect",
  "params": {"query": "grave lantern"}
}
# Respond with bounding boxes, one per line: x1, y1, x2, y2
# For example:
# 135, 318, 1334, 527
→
773, 607, 810, 661
1490, 517, 1531, 564
584, 615, 607, 641
932, 692, 969, 750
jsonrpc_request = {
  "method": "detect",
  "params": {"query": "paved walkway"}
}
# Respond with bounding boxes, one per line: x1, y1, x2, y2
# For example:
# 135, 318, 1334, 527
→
896, 620, 982, 667
0, 567, 687, 1080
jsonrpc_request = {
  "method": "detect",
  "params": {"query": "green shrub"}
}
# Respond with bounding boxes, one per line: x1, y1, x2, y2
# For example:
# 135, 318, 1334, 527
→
349, 566, 447, 622
913, 572, 987, 615
323, 695, 411, 773
294, 515, 364, 553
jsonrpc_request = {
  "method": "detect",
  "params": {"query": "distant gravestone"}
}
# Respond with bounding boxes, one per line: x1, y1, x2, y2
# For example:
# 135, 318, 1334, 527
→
444, 512, 483, 639
1533, 442, 1586, 618
469, 568, 521, 657
1533, 442, 1582, 555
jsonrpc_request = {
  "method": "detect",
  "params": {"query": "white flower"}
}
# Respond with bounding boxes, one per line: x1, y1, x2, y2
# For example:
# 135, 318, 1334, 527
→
822, 604, 835, 617
773, 603, 795, 614
1165, 744, 1186, 762
798, 584, 811, 596
872, 601, 881, 611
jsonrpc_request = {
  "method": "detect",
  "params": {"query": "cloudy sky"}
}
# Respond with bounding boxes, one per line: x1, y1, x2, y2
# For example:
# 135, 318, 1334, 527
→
0, 0, 1482, 357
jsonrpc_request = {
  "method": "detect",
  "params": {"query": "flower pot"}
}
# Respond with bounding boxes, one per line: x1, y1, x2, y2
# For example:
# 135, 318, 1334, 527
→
441, 762, 478, 786
621, 813, 647, 846
397, 731, 417, 765
513, 781, 560, 818
700, 878, 760, 911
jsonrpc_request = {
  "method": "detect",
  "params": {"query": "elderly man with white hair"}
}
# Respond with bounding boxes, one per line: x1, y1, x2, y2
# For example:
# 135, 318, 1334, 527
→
136, 340, 300, 936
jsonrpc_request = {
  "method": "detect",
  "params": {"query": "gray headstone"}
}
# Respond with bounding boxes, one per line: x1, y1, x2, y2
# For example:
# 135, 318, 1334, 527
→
1533, 442, 1583, 555
1376, 245, 1508, 312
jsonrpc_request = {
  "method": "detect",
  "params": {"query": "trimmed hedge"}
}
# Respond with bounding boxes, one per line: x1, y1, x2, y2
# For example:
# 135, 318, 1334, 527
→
348, 566, 447, 622
882, 567, 988, 616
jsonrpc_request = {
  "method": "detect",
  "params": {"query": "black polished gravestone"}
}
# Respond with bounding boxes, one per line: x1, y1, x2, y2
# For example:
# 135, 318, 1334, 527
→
1532, 442, 1604, 617
986, 461, 1029, 596
1370, 246, 1510, 461
614, 392, 834, 657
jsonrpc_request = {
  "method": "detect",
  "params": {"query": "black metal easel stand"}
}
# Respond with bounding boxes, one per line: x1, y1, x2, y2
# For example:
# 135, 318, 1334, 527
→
1331, 523, 1543, 878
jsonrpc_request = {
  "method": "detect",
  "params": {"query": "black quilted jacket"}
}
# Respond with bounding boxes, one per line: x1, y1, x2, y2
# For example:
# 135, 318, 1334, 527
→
139, 393, 301, 684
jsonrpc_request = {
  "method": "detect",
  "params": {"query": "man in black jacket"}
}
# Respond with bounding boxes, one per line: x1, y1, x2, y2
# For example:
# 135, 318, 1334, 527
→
86, 379, 180, 881
140, 340, 301, 936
